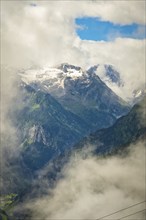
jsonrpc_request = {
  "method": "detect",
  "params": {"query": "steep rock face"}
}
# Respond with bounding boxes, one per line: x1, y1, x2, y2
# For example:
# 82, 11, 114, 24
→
12, 83, 89, 170
62, 70, 126, 115
74, 97, 146, 155
58, 72, 128, 131
28, 125, 47, 145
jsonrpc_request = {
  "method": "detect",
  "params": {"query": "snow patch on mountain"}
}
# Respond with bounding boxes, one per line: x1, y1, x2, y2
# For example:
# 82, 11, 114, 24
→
28, 125, 48, 146
19, 64, 85, 90
131, 88, 146, 105
19, 63, 123, 93
18, 63, 145, 104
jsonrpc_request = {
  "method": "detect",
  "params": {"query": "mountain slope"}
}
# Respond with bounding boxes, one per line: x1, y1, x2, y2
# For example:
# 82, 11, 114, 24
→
74, 97, 146, 155
12, 82, 90, 170
20, 63, 130, 132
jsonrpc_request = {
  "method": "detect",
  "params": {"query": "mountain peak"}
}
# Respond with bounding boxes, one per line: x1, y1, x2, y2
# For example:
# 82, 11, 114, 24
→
87, 64, 124, 87
57, 63, 82, 73
104, 64, 124, 86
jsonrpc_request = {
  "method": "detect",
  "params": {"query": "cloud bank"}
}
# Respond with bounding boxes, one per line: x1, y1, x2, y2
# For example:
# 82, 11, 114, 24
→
25, 142, 145, 219
1, 1, 146, 100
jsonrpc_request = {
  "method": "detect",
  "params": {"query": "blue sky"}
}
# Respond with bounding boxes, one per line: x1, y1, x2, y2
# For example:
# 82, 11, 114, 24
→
75, 17, 146, 41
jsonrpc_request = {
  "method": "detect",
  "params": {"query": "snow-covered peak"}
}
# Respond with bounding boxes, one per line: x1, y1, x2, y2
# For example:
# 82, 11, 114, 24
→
19, 64, 84, 83
18, 63, 145, 105
18, 63, 126, 102
18, 64, 86, 96
20, 63, 124, 89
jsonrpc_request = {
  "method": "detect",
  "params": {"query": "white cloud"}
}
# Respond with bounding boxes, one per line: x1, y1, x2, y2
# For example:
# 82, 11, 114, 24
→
1, 3, 146, 217
26, 142, 145, 219
1, 1, 145, 101
79, 38, 145, 100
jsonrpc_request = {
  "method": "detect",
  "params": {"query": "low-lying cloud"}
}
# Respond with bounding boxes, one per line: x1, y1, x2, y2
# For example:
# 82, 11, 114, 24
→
26, 141, 145, 220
